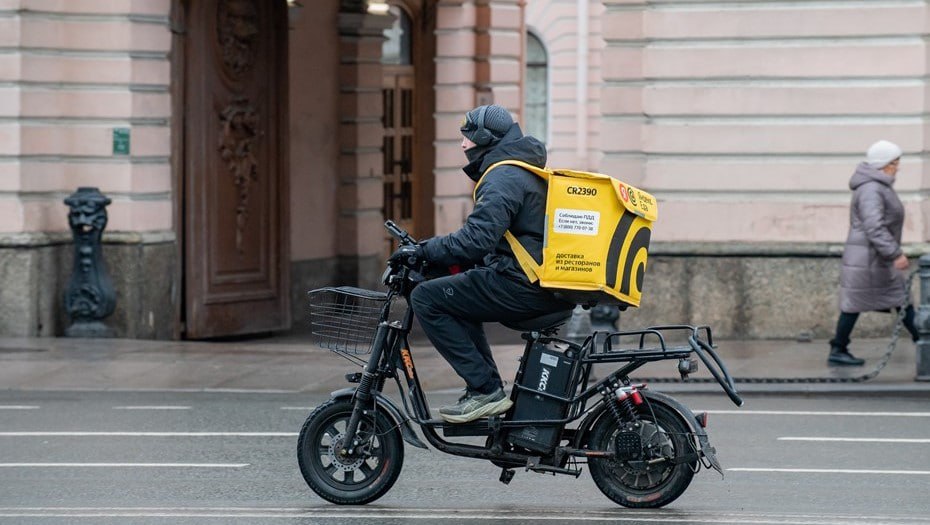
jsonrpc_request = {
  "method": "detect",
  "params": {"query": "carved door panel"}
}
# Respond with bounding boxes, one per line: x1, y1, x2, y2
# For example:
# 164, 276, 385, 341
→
382, 69, 416, 255
182, 0, 289, 338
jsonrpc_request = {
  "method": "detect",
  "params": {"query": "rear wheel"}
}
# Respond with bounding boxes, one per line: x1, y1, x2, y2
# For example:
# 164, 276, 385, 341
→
297, 399, 404, 504
587, 402, 696, 508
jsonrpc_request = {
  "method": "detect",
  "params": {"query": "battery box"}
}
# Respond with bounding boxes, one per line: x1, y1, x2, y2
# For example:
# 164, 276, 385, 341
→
506, 341, 578, 453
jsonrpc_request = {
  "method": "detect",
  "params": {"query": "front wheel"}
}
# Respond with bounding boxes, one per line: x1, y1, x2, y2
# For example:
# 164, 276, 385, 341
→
587, 402, 696, 508
297, 399, 404, 504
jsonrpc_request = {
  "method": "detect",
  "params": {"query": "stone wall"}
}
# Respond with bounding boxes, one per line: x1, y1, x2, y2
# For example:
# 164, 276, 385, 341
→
289, 255, 381, 332
0, 234, 175, 339
619, 244, 923, 340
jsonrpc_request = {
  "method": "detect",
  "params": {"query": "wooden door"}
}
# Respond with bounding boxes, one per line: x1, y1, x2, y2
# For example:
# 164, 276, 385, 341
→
382, 69, 416, 254
181, 0, 289, 338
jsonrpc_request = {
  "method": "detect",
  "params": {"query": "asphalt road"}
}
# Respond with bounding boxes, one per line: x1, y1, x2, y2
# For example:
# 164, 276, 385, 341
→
0, 389, 928, 524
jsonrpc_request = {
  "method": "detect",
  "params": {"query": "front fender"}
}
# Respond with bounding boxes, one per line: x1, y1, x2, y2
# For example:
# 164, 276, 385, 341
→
574, 389, 723, 477
330, 387, 428, 450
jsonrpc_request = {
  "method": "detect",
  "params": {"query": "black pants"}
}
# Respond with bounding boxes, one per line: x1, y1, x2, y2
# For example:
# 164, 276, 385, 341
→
830, 305, 919, 350
409, 267, 573, 395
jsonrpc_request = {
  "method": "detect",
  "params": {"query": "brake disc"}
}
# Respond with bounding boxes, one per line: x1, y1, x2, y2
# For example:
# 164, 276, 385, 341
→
326, 432, 366, 472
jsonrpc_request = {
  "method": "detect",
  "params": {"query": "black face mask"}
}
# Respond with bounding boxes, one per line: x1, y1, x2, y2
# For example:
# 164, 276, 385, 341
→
463, 143, 494, 182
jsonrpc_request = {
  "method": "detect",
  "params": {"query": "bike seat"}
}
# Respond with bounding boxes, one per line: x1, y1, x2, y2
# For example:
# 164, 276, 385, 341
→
501, 310, 573, 333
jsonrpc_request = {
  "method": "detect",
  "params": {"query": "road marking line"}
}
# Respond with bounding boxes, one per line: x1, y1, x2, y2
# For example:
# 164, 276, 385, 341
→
779, 437, 930, 444
0, 508, 921, 523
0, 432, 297, 437
0, 463, 248, 468
729, 468, 930, 475
706, 410, 930, 417
12, 387, 298, 394
0, 405, 38, 410
112, 406, 191, 410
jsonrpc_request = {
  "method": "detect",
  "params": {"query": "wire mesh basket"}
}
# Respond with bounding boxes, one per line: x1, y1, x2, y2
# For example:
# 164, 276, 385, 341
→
308, 286, 389, 355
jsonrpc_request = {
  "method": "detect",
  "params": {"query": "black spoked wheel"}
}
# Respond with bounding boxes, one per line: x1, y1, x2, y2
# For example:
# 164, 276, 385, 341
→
297, 399, 404, 505
587, 402, 696, 508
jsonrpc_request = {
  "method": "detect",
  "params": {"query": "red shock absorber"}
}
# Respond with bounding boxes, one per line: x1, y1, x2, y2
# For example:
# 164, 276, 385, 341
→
616, 387, 637, 420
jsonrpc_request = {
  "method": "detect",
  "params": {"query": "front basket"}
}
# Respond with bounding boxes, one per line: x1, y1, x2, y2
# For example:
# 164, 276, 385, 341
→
307, 286, 388, 355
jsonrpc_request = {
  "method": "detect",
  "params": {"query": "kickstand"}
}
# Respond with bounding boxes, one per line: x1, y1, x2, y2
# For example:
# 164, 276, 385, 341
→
499, 468, 515, 485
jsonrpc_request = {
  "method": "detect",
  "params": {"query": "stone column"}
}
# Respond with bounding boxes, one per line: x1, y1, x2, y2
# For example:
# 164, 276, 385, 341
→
434, 0, 479, 236
433, 0, 524, 237
337, 10, 393, 288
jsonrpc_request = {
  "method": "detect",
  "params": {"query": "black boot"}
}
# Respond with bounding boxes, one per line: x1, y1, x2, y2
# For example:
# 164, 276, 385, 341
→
828, 346, 865, 366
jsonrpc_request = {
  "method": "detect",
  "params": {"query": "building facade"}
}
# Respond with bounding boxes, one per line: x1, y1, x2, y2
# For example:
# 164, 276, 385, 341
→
0, 0, 927, 340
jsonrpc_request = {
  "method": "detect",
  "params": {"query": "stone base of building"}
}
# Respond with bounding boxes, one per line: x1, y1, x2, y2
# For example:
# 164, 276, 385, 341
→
2, 238, 921, 341
289, 255, 383, 332
0, 232, 177, 339
621, 242, 922, 340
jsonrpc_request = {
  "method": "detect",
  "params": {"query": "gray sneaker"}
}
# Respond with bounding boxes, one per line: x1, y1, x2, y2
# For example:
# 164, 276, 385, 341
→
439, 388, 513, 424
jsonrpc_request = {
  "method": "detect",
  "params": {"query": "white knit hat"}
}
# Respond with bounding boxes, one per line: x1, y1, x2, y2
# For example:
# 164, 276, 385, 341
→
866, 140, 902, 169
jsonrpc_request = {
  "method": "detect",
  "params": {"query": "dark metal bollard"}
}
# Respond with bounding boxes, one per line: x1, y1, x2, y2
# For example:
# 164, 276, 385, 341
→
566, 304, 620, 348
590, 304, 620, 334
916, 254, 930, 381
63, 187, 116, 338
565, 305, 619, 382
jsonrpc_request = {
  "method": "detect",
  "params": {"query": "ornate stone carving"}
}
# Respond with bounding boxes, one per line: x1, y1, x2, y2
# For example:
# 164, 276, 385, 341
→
64, 187, 116, 337
217, 0, 258, 76
218, 97, 260, 253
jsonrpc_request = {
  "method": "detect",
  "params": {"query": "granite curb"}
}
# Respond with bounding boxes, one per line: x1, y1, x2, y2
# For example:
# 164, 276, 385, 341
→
0, 336, 927, 396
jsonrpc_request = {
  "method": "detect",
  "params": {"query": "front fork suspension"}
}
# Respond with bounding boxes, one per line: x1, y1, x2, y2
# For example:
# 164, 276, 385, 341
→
341, 324, 393, 456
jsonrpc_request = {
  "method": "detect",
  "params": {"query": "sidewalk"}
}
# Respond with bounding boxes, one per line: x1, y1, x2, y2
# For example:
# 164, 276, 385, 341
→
0, 333, 928, 396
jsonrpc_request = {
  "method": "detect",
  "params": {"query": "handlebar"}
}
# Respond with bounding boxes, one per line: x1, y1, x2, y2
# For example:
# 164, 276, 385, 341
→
385, 220, 417, 246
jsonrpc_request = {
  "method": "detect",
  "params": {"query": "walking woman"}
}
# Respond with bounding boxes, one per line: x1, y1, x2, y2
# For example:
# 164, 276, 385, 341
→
829, 140, 920, 366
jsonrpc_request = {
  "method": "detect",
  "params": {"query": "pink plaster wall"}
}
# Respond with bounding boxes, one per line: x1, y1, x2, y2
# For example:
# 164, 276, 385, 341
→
432, 0, 525, 236
601, 0, 930, 244
288, 2, 340, 261
0, 2, 173, 234
525, 0, 604, 170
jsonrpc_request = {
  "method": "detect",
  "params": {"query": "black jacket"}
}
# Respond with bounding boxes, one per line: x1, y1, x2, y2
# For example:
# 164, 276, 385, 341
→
422, 124, 547, 281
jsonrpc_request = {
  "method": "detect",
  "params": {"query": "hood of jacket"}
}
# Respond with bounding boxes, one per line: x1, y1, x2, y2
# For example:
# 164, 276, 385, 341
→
463, 123, 547, 182
850, 161, 895, 190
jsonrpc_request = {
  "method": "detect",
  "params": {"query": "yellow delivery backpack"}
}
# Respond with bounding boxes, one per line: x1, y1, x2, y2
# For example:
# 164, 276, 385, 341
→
475, 160, 657, 308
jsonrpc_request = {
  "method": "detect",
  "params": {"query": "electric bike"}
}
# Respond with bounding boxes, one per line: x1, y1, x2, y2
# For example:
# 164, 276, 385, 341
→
297, 221, 743, 507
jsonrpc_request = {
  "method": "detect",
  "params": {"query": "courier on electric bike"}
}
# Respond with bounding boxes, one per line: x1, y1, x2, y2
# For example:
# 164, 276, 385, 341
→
297, 221, 743, 508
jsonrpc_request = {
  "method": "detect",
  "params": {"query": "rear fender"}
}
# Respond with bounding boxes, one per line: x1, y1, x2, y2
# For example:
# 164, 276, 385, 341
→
331, 387, 428, 449
573, 389, 723, 477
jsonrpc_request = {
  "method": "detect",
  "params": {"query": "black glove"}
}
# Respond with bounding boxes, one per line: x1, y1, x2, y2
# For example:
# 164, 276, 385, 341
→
388, 244, 423, 268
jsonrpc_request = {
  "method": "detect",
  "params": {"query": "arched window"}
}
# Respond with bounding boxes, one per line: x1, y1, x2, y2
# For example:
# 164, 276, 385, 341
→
382, 5, 412, 65
524, 32, 548, 144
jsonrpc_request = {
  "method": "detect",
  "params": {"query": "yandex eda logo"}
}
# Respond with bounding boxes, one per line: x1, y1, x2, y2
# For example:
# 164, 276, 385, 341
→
618, 182, 629, 202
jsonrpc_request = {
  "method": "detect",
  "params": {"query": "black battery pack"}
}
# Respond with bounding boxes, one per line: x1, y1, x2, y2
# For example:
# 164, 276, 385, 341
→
506, 342, 578, 453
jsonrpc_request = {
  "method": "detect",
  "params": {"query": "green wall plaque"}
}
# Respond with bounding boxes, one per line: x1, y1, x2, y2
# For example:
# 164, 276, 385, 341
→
113, 128, 130, 155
